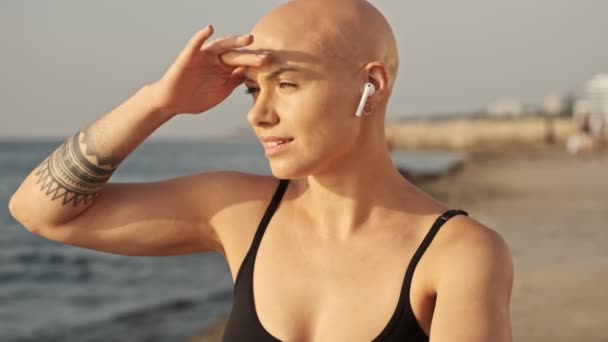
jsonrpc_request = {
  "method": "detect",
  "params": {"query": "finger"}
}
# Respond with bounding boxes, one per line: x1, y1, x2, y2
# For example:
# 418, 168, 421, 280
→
230, 66, 246, 77
228, 66, 247, 85
186, 25, 214, 54
220, 50, 271, 67
204, 35, 254, 54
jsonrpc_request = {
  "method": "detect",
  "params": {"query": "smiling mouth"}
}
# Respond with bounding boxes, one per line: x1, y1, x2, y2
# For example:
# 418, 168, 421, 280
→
262, 138, 294, 157
264, 139, 293, 147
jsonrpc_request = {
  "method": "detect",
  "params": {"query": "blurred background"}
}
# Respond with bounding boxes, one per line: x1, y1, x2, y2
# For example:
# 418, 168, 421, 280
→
1, 1, 606, 341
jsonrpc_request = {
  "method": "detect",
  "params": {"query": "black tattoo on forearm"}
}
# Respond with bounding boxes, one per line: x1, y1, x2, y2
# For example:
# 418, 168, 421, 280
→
35, 130, 121, 206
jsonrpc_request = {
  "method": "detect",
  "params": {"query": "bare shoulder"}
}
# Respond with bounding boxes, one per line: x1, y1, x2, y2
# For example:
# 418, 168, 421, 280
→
161, 170, 279, 250
192, 171, 281, 257
184, 170, 278, 206
186, 171, 282, 279
186, 170, 279, 230
431, 214, 513, 284
426, 214, 514, 340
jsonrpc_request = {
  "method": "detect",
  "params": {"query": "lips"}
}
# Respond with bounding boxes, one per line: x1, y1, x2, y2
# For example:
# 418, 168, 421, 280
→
262, 138, 294, 157
263, 138, 293, 148
260, 136, 294, 146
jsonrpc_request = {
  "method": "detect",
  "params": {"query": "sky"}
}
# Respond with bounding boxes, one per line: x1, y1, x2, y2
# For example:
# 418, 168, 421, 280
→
0, 0, 606, 140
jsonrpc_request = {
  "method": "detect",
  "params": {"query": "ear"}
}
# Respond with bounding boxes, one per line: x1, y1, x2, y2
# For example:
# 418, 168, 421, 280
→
363, 61, 389, 104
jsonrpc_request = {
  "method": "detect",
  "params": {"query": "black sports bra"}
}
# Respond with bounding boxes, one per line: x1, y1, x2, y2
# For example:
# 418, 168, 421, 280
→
222, 179, 468, 341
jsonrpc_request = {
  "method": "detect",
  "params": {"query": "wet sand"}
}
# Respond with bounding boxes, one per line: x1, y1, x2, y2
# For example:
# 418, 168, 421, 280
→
191, 146, 608, 342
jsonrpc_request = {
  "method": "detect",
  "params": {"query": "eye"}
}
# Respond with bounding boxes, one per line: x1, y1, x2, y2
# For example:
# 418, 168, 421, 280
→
279, 82, 297, 89
244, 85, 259, 95
244, 82, 297, 95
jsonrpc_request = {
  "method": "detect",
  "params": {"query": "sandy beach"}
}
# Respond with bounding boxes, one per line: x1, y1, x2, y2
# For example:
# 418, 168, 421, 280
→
441, 146, 608, 342
190, 146, 608, 342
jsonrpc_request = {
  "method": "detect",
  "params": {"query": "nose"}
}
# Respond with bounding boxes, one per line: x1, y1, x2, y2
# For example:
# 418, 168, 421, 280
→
246, 93, 280, 127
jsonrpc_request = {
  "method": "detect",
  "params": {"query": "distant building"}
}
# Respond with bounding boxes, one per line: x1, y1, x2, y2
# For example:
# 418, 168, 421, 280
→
573, 99, 591, 125
543, 93, 573, 116
585, 74, 608, 138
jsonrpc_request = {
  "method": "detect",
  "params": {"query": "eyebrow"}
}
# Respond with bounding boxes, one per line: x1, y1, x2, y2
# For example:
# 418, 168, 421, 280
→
244, 66, 302, 83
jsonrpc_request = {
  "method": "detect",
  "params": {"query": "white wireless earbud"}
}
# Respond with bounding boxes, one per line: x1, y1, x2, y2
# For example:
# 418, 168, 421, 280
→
355, 82, 376, 117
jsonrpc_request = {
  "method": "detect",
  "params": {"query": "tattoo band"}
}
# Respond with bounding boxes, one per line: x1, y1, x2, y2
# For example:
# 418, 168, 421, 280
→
35, 130, 120, 207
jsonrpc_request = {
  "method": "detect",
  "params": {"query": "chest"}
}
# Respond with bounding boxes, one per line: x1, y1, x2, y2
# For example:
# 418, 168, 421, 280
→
244, 218, 434, 341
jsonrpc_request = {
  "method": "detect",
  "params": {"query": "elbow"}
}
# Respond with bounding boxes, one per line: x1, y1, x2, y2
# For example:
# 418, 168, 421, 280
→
8, 193, 22, 224
8, 194, 44, 235
8, 194, 73, 244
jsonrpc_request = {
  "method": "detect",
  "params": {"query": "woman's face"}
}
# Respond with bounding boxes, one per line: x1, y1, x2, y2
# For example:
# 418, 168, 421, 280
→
239, 0, 396, 180
243, 51, 364, 179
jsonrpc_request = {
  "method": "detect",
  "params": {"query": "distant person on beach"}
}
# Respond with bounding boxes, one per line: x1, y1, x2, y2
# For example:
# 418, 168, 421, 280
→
567, 106, 604, 156
9, 0, 513, 341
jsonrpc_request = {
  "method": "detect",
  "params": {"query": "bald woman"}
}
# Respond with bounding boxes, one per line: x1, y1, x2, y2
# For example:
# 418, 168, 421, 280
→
9, 0, 513, 341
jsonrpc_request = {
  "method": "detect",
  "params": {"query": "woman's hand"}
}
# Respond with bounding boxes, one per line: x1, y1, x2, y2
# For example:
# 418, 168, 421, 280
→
149, 25, 269, 116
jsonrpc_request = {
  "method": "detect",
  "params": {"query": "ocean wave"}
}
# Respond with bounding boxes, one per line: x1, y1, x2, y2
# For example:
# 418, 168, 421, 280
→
20, 291, 232, 342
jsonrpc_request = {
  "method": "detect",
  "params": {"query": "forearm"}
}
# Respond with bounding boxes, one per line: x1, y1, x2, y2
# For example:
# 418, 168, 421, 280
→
8, 84, 172, 229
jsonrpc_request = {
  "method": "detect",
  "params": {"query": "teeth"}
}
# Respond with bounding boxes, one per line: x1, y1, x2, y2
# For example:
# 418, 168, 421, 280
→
266, 140, 286, 147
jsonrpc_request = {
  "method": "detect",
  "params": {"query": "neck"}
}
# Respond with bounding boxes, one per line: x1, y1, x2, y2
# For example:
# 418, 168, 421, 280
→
291, 132, 415, 241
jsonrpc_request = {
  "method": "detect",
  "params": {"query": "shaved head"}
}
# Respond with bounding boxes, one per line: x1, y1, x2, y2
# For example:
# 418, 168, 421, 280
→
249, 0, 399, 91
